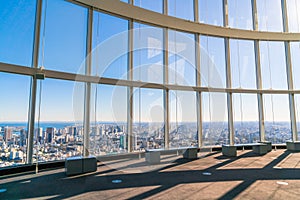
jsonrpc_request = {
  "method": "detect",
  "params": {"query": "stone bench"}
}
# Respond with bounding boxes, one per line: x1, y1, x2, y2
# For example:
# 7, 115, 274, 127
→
259, 141, 272, 152
286, 141, 300, 151
252, 143, 269, 155
145, 147, 198, 164
222, 145, 237, 157
222, 142, 272, 157
65, 156, 97, 176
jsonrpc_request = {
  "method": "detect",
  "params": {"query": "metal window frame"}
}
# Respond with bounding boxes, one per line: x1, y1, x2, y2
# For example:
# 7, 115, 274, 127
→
163, 0, 170, 149
194, 0, 203, 147
83, 7, 93, 157
281, 0, 298, 141
223, 0, 235, 145
3, 62, 300, 95
74, 0, 300, 41
26, 0, 43, 164
127, 18, 134, 152
252, 0, 266, 142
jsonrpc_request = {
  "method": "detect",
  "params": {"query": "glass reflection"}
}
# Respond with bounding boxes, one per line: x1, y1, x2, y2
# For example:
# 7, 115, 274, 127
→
38, 0, 88, 74
257, 0, 283, 32
260, 41, 287, 90
228, 0, 253, 30
0, 73, 30, 167
230, 39, 256, 89
169, 90, 197, 148
287, 0, 300, 32
264, 94, 291, 144
133, 88, 164, 150
133, 23, 164, 84
134, 0, 163, 13
0, 0, 36, 67
168, 0, 194, 21
90, 84, 127, 155
199, 0, 223, 26
92, 11, 128, 79
202, 92, 228, 146
233, 94, 259, 144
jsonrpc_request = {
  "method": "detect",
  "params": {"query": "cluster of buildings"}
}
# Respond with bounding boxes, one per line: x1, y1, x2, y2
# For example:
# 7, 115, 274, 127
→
0, 122, 293, 167
0, 125, 84, 167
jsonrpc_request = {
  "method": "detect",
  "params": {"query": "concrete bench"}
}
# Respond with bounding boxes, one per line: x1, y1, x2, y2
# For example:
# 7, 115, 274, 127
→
145, 150, 160, 164
222, 142, 272, 157
145, 147, 198, 164
222, 145, 237, 157
65, 156, 97, 176
252, 143, 269, 155
259, 141, 272, 152
286, 141, 300, 151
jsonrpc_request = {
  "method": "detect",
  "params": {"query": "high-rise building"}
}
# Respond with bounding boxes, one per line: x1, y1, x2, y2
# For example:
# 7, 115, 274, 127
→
4, 127, 12, 143
46, 127, 55, 143
68, 126, 77, 137
35, 127, 43, 144
120, 134, 127, 149
20, 129, 27, 147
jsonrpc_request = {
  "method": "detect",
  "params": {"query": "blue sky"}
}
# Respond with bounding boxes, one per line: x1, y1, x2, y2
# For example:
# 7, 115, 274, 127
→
0, 0, 299, 123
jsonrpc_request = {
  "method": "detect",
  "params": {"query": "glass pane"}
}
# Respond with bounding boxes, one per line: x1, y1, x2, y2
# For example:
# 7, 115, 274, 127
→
34, 79, 84, 162
133, 23, 164, 84
257, 0, 283, 32
0, 0, 36, 67
200, 36, 226, 88
168, 0, 194, 21
287, 0, 300, 32
169, 91, 197, 148
90, 85, 127, 155
233, 94, 259, 144
202, 92, 228, 146
133, 88, 164, 150
230, 39, 256, 89
199, 0, 223, 26
228, 0, 253, 30
263, 94, 291, 144
134, 0, 163, 13
0, 73, 30, 168
92, 11, 129, 78
168, 30, 196, 86
295, 95, 300, 140
290, 42, 300, 89
260, 41, 287, 90
38, 0, 88, 74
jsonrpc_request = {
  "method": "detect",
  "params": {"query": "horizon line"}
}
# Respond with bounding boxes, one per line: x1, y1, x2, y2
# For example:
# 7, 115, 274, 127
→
0, 120, 294, 123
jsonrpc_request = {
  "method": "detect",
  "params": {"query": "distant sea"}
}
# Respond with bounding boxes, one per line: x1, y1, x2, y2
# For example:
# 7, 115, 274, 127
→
0, 121, 292, 131
0, 122, 78, 130
0, 121, 127, 130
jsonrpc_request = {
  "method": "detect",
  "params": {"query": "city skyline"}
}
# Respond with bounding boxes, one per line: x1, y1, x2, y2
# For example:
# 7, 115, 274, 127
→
0, 120, 293, 167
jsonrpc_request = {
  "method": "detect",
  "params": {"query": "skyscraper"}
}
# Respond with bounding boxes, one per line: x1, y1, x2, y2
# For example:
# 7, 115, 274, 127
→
46, 127, 55, 143
20, 129, 27, 146
4, 127, 12, 143
35, 127, 43, 144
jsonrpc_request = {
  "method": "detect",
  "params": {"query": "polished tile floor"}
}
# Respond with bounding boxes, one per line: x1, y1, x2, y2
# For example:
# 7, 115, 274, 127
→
0, 149, 300, 200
